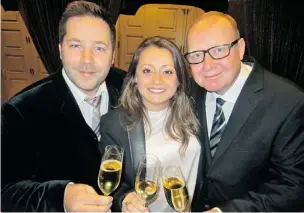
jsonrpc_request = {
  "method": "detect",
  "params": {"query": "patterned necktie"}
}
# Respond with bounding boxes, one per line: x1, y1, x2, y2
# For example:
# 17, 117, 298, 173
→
210, 98, 226, 157
85, 96, 101, 137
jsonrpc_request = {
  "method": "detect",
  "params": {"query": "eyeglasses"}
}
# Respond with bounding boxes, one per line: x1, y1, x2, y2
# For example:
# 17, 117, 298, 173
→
184, 38, 240, 64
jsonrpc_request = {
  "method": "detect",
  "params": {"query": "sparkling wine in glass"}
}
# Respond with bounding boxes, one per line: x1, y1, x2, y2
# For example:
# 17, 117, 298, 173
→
98, 145, 124, 196
162, 164, 190, 212
135, 154, 160, 207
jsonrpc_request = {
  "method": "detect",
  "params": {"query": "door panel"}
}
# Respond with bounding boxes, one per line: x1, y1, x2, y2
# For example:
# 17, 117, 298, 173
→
1, 5, 47, 101
115, 4, 204, 71
117, 6, 146, 71
147, 4, 186, 51
34, 55, 48, 81
1, 8, 32, 99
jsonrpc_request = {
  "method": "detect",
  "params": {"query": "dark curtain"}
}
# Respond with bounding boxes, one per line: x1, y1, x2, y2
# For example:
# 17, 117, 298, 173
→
18, 0, 67, 74
18, 0, 122, 74
103, 0, 123, 24
228, 0, 304, 89
1, 0, 18, 10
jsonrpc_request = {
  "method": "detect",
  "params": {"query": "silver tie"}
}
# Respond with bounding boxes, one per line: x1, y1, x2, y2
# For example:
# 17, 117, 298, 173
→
85, 96, 101, 137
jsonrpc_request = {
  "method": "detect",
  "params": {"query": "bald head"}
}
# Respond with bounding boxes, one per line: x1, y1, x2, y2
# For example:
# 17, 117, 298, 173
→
188, 11, 240, 40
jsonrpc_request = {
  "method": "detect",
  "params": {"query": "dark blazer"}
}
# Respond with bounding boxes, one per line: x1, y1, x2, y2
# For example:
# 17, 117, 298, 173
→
99, 108, 205, 212
192, 56, 304, 212
1, 67, 126, 212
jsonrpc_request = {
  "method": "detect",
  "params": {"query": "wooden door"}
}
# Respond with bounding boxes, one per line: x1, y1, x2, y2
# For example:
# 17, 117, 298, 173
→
1, 6, 47, 101
115, 4, 205, 71
32, 48, 48, 81
116, 6, 147, 71
146, 4, 187, 52
1, 7, 33, 100
116, 4, 187, 71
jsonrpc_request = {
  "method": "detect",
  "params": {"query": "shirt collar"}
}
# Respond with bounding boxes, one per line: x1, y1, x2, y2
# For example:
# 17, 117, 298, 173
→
207, 62, 252, 104
62, 68, 107, 105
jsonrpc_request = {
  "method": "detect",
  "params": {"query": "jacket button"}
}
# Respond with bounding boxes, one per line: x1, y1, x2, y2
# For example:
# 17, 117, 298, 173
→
207, 177, 213, 183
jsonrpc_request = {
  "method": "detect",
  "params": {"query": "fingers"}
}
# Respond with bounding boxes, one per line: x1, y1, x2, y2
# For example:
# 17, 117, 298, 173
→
83, 195, 113, 206
68, 203, 111, 212
67, 197, 112, 212
84, 184, 98, 194
66, 195, 112, 212
82, 203, 112, 212
122, 192, 149, 213
64, 184, 113, 212
100, 196, 113, 205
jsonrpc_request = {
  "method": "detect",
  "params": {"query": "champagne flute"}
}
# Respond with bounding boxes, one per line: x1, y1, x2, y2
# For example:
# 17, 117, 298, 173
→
162, 164, 190, 212
98, 145, 124, 196
135, 154, 160, 207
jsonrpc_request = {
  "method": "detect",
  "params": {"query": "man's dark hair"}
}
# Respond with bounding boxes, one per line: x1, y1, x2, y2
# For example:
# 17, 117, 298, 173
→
58, 1, 116, 49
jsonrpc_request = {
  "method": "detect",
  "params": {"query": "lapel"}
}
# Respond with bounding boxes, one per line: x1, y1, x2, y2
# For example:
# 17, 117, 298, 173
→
194, 82, 213, 168
53, 71, 120, 134
105, 66, 126, 110
189, 81, 209, 209
211, 58, 264, 167
126, 118, 146, 181
191, 134, 207, 209
106, 82, 120, 111
52, 72, 94, 136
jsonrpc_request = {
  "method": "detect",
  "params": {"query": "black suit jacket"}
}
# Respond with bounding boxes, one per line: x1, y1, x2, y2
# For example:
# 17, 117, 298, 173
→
192, 56, 304, 212
99, 108, 205, 212
1, 67, 126, 212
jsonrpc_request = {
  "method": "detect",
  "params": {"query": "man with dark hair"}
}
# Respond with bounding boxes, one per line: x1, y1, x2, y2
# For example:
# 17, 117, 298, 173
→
1, 1, 125, 212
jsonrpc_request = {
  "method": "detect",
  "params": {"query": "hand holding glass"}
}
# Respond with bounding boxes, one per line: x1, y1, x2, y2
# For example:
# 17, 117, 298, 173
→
162, 164, 189, 212
98, 145, 124, 196
135, 154, 160, 207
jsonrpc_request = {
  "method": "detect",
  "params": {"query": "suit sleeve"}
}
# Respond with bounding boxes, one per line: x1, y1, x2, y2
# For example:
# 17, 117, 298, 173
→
1, 103, 69, 212
218, 100, 304, 212
99, 119, 133, 212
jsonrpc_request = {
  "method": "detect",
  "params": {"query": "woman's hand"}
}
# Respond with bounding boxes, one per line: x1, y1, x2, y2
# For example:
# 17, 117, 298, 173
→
122, 191, 149, 212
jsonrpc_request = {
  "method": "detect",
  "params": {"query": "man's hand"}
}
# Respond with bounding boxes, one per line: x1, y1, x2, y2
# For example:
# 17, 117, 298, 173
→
64, 183, 112, 212
122, 191, 149, 212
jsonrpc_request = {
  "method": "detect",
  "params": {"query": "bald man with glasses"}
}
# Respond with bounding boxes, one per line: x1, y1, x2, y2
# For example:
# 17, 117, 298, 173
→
186, 11, 304, 212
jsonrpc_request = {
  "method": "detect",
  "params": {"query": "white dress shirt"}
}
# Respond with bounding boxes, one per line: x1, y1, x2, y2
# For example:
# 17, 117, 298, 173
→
205, 63, 253, 137
62, 69, 109, 138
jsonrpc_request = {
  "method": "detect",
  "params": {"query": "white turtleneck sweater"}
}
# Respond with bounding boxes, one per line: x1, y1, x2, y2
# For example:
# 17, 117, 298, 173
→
145, 108, 201, 212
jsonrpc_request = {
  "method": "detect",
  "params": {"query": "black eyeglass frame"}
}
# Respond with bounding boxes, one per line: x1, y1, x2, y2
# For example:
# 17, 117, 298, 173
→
184, 38, 241, 64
